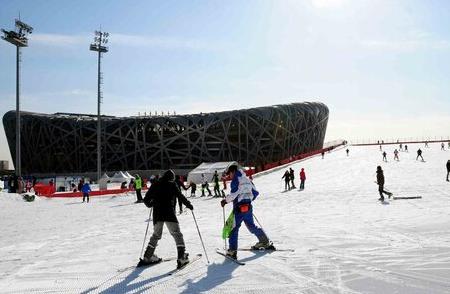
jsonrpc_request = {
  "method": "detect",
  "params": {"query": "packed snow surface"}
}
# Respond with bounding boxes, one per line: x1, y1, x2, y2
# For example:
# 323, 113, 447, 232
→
1, 143, 449, 293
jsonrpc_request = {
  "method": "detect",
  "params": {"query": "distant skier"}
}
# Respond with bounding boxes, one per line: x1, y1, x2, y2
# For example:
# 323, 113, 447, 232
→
425, 141, 428, 147
446, 160, 450, 182
416, 149, 424, 161
221, 173, 228, 197
81, 181, 91, 203
201, 174, 212, 197
399, 143, 403, 151
289, 168, 296, 189
213, 171, 221, 197
141, 169, 194, 268
346, 148, 349, 156
405, 145, 408, 152
220, 164, 272, 259
448, 142, 450, 149
376, 166, 392, 201
189, 182, 197, 197
382, 151, 387, 162
321, 151, 325, 159
282, 170, 291, 190
441, 142, 445, 150
175, 175, 189, 214
299, 168, 306, 190
134, 174, 143, 203
379, 145, 382, 151
394, 149, 399, 161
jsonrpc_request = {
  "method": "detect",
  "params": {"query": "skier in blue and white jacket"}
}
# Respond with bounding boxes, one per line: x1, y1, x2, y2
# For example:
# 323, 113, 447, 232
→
220, 164, 272, 259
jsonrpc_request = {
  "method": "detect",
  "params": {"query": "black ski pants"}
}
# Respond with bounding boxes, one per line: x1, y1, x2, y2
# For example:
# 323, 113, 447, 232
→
378, 185, 390, 199
284, 180, 290, 190
83, 192, 89, 202
136, 188, 143, 202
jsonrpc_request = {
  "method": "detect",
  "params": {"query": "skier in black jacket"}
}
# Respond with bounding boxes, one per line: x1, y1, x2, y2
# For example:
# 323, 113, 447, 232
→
141, 170, 194, 268
289, 168, 296, 189
416, 149, 424, 161
282, 170, 291, 190
175, 175, 189, 214
376, 166, 392, 201
446, 160, 450, 182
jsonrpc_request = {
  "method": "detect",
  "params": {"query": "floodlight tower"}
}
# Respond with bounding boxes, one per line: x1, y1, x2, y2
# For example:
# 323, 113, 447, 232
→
1, 19, 33, 177
90, 30, 109, 181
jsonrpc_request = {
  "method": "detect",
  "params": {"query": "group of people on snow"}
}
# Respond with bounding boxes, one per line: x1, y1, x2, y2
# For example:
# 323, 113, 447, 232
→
377, 141, 450, 201
281, 167, 306, 191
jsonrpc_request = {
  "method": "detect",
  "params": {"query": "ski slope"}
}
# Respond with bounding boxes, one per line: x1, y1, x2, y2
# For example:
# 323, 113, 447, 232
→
1, 142, 449, 293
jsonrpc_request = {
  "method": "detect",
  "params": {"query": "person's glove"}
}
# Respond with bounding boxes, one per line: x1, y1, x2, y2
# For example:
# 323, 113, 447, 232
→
220, 199, 227, 207
144, 199, 153, 208
186, 202, 194, 210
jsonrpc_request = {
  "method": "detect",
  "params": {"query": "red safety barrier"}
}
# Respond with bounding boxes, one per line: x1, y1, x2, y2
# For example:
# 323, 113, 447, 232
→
34, 183, 56, 196
38, 185, 149, 198
255, 142, 345, 173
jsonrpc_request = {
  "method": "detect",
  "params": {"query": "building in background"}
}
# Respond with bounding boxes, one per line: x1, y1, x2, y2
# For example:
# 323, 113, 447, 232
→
2, 102, 329, 175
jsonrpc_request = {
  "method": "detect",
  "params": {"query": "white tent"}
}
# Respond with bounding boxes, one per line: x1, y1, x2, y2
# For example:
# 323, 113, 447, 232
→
99, 173, 110, 190
187, 161, 238, 185
110, 171, 129, 183
124, 171, 135, 180
100, 173, 110, 180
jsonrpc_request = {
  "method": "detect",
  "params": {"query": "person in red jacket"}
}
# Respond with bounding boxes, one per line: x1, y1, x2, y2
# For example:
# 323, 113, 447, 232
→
299, 168, 306, 190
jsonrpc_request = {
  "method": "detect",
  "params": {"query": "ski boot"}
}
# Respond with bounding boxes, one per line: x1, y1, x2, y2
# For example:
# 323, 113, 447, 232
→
252, 235, 275, 250
177, 247, 190, 269
226, 249, 237, 260
378, 197, 384, 201
388, 192, 393, 199
137, 245, 162, 267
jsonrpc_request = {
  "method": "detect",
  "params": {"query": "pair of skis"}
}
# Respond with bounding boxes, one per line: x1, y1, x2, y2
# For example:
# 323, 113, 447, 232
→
215, 247, 294, 266
135, 253, 203, 275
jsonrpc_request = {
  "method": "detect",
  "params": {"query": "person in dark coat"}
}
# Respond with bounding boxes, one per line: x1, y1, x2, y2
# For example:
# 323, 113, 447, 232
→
289, 168, 296, 189
382, 151, 387, 162
175, 175, 189, 213
446, 160, 450, 182
416, 149, 424, 161
189, 181, 197, 197
282, 170, 291, 190
77, 179, 84, 192
213, 171, 221, 197
376, 166, 392, 201
142, 170, 194, 268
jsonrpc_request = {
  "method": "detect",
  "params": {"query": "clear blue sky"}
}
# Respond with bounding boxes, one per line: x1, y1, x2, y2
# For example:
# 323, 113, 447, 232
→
1, 0, 450, 165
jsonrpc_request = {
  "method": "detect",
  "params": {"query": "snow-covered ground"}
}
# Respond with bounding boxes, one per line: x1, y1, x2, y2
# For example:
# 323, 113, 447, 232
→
1, 142, 449, 293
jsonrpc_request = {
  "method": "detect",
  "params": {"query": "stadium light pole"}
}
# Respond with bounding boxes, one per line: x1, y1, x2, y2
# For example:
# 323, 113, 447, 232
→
1, 19, 33, 177
90, 30, 109, 182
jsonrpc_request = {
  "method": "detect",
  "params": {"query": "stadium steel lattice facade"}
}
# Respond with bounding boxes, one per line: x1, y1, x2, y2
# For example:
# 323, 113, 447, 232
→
3, 102, 329, 175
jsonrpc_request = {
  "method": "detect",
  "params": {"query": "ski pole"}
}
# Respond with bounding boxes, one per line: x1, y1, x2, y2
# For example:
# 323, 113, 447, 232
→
222, 206, 227, 250
253, 213, 269, 237
140, 208, 152, 258
191, 210, 210, 264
